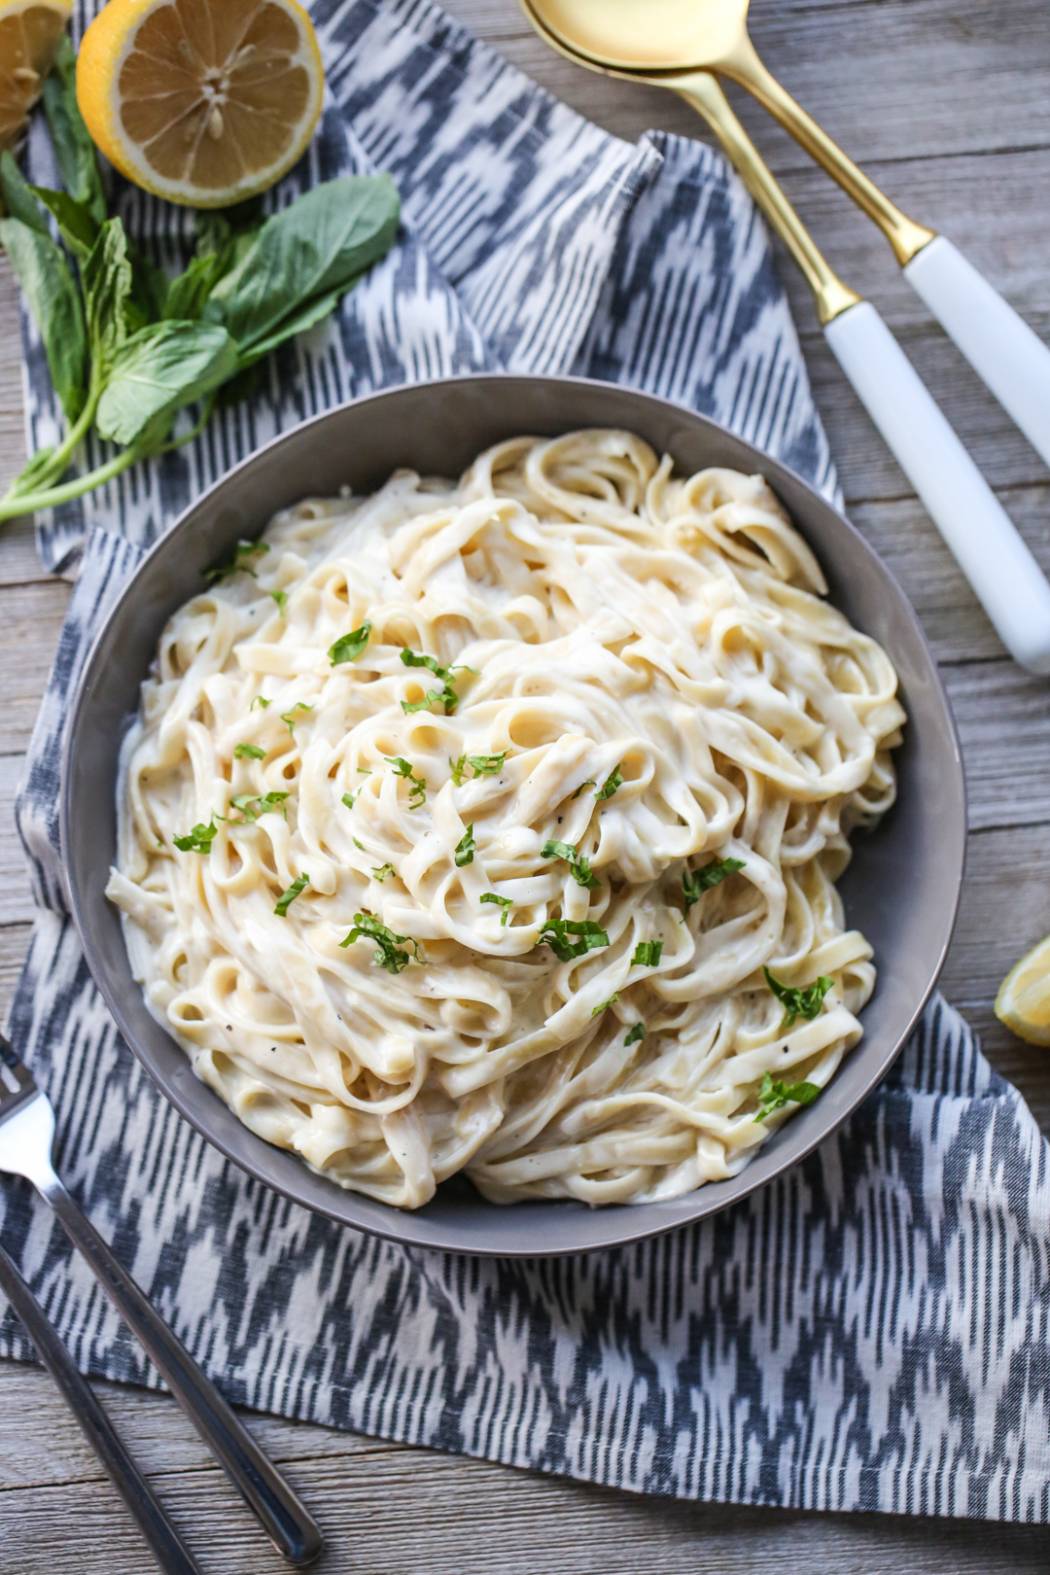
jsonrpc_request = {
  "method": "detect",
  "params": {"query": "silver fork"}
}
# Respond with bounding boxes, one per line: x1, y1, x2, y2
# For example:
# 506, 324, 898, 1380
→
0, 1032, 323, 1567
0, 1239, 202, 1573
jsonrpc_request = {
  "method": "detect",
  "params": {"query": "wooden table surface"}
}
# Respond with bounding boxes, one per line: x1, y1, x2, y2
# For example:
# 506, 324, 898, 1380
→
2, 1, 1050, 1569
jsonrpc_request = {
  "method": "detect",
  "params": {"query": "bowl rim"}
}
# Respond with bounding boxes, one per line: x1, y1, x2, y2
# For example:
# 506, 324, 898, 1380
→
60, 371, 967, 1257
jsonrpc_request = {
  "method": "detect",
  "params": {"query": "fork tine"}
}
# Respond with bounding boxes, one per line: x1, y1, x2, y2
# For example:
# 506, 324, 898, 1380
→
0, 1032, 36, 1098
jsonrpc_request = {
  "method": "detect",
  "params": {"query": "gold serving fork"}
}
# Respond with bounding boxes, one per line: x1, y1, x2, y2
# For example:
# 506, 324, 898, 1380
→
523, 0, 1050, 676
528, 0, 1050, 475
0, 1031, 323, 1568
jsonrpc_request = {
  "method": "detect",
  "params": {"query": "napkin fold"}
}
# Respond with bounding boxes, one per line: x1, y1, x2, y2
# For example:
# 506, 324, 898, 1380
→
4, 0, 1049, 1524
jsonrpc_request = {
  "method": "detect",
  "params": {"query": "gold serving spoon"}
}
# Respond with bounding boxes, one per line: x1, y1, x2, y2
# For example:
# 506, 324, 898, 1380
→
527, 0, 1050, 478
530, 0, 933, 264
522, 0, 1050, 675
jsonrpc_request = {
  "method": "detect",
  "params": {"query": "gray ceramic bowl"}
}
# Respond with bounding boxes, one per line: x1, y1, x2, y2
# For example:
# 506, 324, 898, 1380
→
62, 375, 965, 1256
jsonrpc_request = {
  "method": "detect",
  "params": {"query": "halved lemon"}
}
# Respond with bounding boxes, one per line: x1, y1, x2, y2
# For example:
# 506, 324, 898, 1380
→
995, 935, 1050, 1047
76, 0, 324, 207
0, 0, 71, 152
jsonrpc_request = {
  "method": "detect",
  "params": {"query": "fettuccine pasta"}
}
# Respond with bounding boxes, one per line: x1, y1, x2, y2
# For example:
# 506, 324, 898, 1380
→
107, 430, 905, 1208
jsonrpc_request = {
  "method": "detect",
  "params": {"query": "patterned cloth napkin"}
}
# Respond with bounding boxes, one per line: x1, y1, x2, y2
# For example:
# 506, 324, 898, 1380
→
3, 0, 1049, 1523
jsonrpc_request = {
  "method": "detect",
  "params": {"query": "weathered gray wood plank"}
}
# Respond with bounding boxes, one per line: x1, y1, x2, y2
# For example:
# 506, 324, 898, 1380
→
452, 0, 1050, 165
0, 1364, 1048, 1575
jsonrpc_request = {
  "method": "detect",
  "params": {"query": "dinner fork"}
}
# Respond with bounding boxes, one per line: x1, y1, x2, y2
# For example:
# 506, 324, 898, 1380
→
0, 1240, 202, 1573
0, 1032, 323, 1567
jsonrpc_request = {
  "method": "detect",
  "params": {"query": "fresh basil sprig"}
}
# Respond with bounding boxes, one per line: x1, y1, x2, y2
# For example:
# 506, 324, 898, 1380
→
0, 65, 400, 525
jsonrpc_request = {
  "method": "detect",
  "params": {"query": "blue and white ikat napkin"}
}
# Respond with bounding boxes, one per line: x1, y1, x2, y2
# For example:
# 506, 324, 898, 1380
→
3, 0, 1050, 1523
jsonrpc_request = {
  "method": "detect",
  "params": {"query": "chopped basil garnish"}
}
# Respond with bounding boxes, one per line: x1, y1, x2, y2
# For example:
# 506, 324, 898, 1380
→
340, 910, 423, 973
454, 824, 475, 867
450, 751, 505, 784
632, 939, 663, 967
173, 818, 218, 854
763, 968, 834, 1028
370, 862, 395, 882
269, 588, 288, 614
399, 647, 475, 715
341, 791, 356, 810
480, 893, 513, 926
386, 755, 427, 808
229, 790, 288, 822
233, 742, 266, 760
541, 839, 598, 890
591, 993, 619, 1017
204, 540, 268, 584
595, 767, 623, 802
623, 1022, 646, 1046
274, 873, 309, 916
754, 1070, 820, 1123
468, 753, 504, 776
682, 856, 745, 912
278, 702, 311, 730
539, 919, 609, 961
328, 622, 372, 666
401, 648, 444, 675
251, 695, 271, 710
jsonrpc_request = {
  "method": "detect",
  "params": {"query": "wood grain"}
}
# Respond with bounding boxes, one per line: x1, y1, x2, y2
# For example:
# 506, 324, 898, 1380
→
1, 0, 1050, 1567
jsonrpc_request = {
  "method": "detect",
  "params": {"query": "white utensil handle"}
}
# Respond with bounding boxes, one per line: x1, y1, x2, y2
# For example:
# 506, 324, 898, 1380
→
824, 301, 1050, 675
906, 236, 1050, 471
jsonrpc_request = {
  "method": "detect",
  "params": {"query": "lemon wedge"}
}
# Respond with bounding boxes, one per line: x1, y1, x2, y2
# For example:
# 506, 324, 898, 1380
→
76, 0, 324, 208
995, 935, 1050, 1047
0, 0, 71, 152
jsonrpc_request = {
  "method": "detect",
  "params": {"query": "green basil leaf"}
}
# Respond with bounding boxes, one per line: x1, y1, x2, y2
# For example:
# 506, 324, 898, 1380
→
29, 185, 100, 262
274, 873, 309, 917
0, 216, 87, 421
41, 38, 106, 223
0, 152, 48, 234
95, 321, 239, 446
82, 219, 135, 377
210, 174, 400, 351
454, 824, 475, 867
163, 249, 231, 322
328, 622, 371, 665
763, 968, 834, 1029
235, 287, 342, 369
